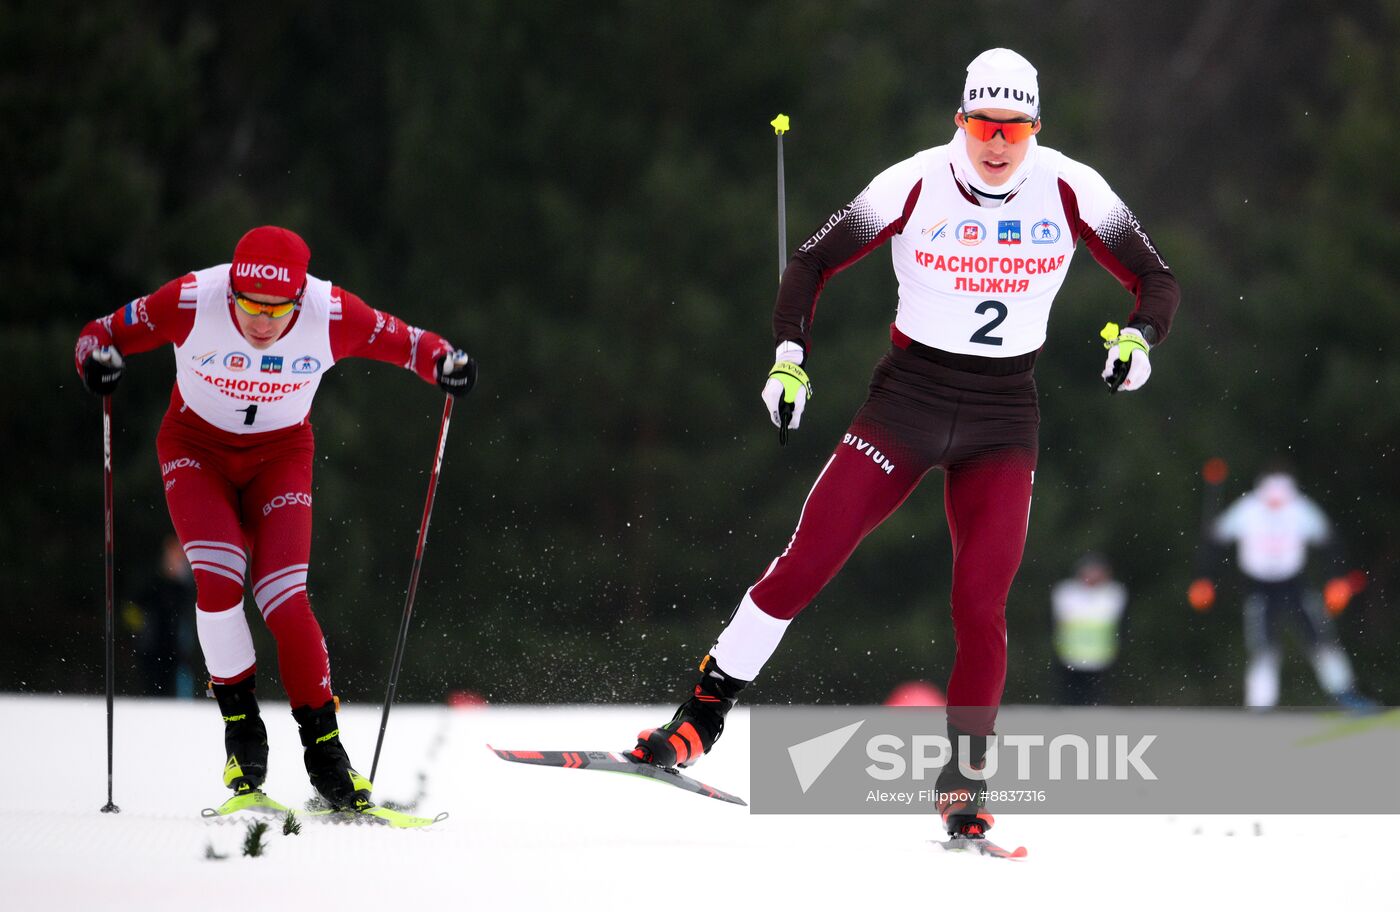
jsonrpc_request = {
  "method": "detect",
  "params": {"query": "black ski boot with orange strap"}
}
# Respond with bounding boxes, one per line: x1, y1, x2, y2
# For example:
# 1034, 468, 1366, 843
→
936, 726, 993, 837
631, 656, 749, 768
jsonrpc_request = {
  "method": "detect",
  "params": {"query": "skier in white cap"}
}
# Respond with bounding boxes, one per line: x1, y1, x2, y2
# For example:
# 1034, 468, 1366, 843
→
633, 47, 1180, 841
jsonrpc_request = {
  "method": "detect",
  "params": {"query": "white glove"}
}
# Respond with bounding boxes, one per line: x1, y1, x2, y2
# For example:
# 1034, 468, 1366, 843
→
761, 341, 810, 433
1100, 323, 1151, 393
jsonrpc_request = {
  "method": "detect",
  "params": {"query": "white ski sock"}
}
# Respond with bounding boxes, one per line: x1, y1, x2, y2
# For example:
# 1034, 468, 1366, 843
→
1311, 645, 1354, 695
1245, 651, 1281, 708
710, 592, 791, 681
197, 601, 256, 680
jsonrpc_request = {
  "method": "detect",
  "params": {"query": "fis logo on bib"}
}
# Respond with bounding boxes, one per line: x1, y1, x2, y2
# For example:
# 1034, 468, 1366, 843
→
291, 355, 321, 374
956, 220, 986, 246
921, 219, 949, 241
260, 355, 284, 373
997, 220, 1022, 245
191, 350, 218, 367
1031, 219, 1061, 244
224, 352, 251, 372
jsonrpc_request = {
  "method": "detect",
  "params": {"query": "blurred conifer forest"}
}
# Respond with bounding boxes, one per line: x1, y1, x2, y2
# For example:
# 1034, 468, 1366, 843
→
4, 1, 1396, 707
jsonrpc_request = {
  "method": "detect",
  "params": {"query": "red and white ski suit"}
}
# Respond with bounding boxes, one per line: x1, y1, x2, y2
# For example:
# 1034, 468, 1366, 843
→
75, 266, 452, 707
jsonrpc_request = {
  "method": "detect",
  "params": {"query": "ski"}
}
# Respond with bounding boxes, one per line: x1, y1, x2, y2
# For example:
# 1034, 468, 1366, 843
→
201, 789, 291, 819
937, 835, 1028, 860
202, 790, 445, 828
489, 746, 748, 806
305, 805, 448, 829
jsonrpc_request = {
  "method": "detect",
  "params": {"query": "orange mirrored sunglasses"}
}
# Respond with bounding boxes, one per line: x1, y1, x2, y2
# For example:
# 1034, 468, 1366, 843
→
962, 114, 1037, 144
233, 292, 298, 319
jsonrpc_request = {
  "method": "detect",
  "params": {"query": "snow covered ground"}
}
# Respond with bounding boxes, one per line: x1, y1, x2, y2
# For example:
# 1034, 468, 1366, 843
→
0, 695, 1391, 910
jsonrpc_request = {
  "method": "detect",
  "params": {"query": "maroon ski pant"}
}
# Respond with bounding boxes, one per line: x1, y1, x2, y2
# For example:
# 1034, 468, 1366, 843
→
750, 346, 1038, 731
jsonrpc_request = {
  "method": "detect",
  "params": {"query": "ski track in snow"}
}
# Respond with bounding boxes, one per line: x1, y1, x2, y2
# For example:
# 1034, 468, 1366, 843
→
0, 695, 1390, 910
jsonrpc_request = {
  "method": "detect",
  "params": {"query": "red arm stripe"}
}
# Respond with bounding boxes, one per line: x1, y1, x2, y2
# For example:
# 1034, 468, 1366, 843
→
328, 288, 452, 384
73, 275, 195, 375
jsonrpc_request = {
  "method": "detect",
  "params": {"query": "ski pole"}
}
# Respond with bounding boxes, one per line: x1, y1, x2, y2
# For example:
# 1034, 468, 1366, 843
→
771, 113, 796, 443
772, 112, 790, 284
100, 394, 120, 814
370, 393, 455, 784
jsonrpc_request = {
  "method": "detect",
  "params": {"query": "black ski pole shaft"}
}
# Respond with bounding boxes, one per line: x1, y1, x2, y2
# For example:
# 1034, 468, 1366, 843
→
370, 394, 455, 783
100, 394, 119, 814
772, 113, 790, 283
771, 113, 795, 444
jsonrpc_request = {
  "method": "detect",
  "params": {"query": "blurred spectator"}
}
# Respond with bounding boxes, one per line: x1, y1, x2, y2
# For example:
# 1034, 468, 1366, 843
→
1190, 465, 1374, 710
1050, 554, 1126, 705
123, 534, 199, 698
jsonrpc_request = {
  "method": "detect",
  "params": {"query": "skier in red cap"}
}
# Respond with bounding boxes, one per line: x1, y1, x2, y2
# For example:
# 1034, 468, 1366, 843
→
75, 226, 476, 812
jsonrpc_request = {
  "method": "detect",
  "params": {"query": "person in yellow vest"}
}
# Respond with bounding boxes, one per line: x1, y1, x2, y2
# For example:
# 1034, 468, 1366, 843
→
1050, 554, 1126, 705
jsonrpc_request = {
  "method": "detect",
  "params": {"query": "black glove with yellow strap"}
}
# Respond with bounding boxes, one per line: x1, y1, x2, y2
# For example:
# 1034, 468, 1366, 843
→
760, 342, 812, 445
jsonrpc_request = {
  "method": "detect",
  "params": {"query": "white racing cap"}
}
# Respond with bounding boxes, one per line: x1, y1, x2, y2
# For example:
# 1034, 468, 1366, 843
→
963, 48, 1040, 118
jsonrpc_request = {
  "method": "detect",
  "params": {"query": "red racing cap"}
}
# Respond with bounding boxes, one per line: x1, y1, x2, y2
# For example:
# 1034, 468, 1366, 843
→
230, 226, 311, 298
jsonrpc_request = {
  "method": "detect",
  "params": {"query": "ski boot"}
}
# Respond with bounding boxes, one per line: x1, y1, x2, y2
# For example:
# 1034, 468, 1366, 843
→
1336, 689, 1381, 715
631, 655, 749, 768
292, 699, 373, 811
936, 725, 993, 837
212, 676, 269, 796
